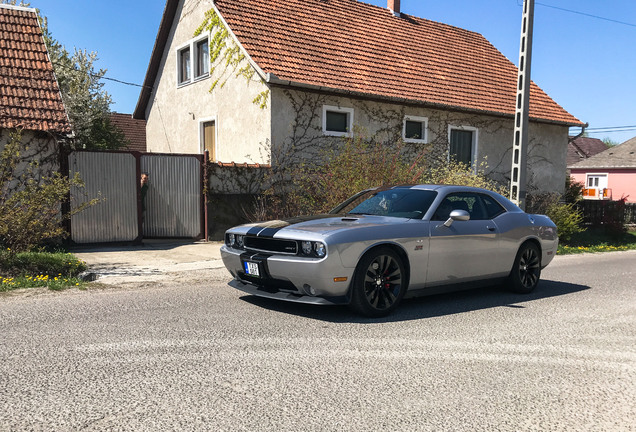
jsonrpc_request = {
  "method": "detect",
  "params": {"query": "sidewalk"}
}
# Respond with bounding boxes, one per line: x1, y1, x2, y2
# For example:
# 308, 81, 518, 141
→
72, 239, 225, 284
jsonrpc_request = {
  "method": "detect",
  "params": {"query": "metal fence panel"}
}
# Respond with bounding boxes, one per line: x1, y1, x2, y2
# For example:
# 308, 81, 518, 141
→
141, 155, 202, 238
69, 152, 138, 243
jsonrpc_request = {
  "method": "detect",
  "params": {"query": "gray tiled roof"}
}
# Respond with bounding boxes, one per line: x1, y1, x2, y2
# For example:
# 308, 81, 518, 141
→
568, 136, 636, 169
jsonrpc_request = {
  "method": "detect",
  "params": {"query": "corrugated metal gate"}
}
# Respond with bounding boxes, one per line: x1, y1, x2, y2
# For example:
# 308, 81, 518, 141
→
141, 154, 202, 238
68, 151, 204, 243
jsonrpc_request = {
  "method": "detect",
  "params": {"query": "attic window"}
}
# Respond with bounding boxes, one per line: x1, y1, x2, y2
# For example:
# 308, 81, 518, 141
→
178, 47, 191, 85
403, 116, 428, 143
195, 39, 209, 77
323, 105, 354, 137
177, 35, 209, 86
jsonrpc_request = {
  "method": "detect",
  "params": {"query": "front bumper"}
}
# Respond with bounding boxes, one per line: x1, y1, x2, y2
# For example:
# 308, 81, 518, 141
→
229, 279, 349, 305
220, 245, 355, 303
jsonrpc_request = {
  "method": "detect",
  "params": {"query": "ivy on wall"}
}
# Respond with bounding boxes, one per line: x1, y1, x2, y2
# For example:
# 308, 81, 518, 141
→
195, 9, 269, 108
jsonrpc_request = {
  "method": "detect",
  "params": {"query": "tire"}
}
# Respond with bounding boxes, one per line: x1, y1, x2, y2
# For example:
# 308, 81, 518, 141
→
349, 247, 407, 317
508, 242, 541, 293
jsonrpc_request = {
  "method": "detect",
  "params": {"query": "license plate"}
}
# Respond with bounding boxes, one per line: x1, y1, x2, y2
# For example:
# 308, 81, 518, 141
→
244, 261, 260, 277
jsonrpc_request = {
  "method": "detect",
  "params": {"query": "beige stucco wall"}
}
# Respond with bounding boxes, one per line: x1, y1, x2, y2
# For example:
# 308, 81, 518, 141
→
270, 87, 569, 195
145, 0, 270, 164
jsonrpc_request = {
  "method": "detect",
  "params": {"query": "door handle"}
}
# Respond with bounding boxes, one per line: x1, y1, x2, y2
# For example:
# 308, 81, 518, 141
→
486, 226, 496, 232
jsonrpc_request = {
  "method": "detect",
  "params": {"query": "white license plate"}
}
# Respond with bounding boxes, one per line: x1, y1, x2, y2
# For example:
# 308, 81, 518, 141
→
244, 261, 260, 277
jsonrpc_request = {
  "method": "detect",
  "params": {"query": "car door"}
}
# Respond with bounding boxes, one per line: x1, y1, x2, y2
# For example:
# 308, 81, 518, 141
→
426, 192, 505, 285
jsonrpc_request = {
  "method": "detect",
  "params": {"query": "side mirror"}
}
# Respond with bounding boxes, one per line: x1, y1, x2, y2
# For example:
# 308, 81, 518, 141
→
443, 209, 470, 227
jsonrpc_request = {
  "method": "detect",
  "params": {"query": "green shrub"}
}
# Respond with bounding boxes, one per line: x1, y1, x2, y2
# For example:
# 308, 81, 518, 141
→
546, 202, 584, 242
0, 129, 99, 252
259, 132, 506, 219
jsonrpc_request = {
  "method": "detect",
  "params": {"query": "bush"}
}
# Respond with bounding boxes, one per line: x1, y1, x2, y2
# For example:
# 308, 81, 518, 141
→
259, 132, 506, 219
0, 129, 99, 253
546, 202, 584, 242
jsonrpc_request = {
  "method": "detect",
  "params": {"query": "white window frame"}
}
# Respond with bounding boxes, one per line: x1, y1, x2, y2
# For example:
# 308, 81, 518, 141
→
322, 105, 354, 137
199, 116, 218, 159
586, 173, 608, 189
447, 125, 479, 169
176, 42, 191, 86
176, 33, 210, 87
402, 115, 428, 143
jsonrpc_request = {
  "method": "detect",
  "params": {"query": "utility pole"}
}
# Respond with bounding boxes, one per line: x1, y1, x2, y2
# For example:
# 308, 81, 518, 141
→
509, 0, 535, 210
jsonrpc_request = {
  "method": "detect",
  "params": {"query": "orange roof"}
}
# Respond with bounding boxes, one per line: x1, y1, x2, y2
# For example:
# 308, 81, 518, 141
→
214, 0, 581, 125
0, 5, 70, 133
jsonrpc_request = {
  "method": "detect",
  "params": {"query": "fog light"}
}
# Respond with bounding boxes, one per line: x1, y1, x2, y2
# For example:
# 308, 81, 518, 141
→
303, 284, 316, 296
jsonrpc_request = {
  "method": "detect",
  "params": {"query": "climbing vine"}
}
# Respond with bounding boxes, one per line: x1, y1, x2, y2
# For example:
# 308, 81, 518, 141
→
195, 9, 269, 107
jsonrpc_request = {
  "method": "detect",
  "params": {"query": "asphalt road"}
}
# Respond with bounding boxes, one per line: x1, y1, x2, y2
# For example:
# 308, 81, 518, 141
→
1, 251, 635, 431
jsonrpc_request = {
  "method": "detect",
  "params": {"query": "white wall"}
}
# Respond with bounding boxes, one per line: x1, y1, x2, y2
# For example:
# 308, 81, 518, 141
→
270, 87, 569, 194
145, 0, 270, 164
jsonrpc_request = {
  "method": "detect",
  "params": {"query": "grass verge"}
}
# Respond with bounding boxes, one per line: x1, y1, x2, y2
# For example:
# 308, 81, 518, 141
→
558, 229, 636, 255
0, 250, 87, 292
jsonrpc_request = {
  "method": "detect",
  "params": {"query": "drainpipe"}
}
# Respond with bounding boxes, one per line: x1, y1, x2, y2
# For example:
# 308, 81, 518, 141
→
568, 122, 589, 144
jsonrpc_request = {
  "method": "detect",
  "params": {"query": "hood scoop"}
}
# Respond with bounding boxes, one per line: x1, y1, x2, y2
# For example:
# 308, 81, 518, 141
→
341, 217, 360, 222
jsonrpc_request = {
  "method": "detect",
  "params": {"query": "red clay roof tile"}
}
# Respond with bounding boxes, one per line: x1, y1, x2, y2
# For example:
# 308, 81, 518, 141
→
109, 113, 147, 152
0, 5, 70, 133
215, 0, 580, 125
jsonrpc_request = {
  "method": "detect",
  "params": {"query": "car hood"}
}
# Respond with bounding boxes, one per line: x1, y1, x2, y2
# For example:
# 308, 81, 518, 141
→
238, 214, 408, 238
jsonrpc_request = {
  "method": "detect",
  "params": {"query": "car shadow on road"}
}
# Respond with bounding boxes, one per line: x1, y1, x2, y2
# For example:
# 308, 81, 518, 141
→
239, 279, 590, 323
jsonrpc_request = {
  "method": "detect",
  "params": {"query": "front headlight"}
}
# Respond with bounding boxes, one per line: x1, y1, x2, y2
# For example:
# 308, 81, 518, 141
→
236, 235, 244, 248
314, 242, 326, 258
301, 241, 313, 255
227, 233, 235, 247
298, 241, 327, 258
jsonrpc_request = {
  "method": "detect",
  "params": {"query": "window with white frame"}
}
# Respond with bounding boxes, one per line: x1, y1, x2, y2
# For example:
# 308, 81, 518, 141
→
177, 46, 191, 85
322, 105, 354, 136
177, 35, 209, 86
586, 173, 608, 189
195, 38, 209, 77
448, 126, 478, 167
403, 115, 428, 143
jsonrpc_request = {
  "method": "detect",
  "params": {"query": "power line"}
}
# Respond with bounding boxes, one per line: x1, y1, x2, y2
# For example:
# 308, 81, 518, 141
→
517, 0, 636, 28
51, 59, 151, 89
586, 125, 636, 131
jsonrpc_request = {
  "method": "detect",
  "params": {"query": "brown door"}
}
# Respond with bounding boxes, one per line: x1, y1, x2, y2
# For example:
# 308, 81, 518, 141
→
203, 121, 215, 160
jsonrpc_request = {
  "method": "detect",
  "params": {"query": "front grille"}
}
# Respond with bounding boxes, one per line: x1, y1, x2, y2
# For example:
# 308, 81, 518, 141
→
244, 236, 298, 254
238, 273, 298, 292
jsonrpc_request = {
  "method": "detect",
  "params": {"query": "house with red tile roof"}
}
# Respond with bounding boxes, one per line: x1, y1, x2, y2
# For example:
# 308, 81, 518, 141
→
0, 4, 70, 173
109, 113, 147, 152
134, 0, 582, 194
569, 136, 636, 203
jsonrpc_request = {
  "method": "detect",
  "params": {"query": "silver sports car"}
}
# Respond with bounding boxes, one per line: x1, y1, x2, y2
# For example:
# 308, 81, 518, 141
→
221, 185, 558, 317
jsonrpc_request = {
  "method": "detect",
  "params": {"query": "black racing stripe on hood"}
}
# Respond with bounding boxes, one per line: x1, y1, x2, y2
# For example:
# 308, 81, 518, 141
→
249, 214, 343, 237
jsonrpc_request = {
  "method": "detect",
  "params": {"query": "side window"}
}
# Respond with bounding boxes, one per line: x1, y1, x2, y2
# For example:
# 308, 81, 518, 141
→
403, 116, 428, 143
432, 193, 474, 220
479, 194, 506, 219
322, 105, 354, 137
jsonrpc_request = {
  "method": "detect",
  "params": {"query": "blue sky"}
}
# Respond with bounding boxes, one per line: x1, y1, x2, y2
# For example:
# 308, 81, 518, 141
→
37, 0, 635, 143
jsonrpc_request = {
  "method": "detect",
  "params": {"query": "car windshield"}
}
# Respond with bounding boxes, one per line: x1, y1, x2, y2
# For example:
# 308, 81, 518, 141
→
330, 188, 437, 219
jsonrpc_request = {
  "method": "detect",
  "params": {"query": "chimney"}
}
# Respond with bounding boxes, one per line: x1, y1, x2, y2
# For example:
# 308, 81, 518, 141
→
388, 0, 400, 17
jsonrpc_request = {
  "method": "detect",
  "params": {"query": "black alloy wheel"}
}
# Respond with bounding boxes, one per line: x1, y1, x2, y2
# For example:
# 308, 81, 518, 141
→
509, 242, 541, 293
350, 247, 407, 317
